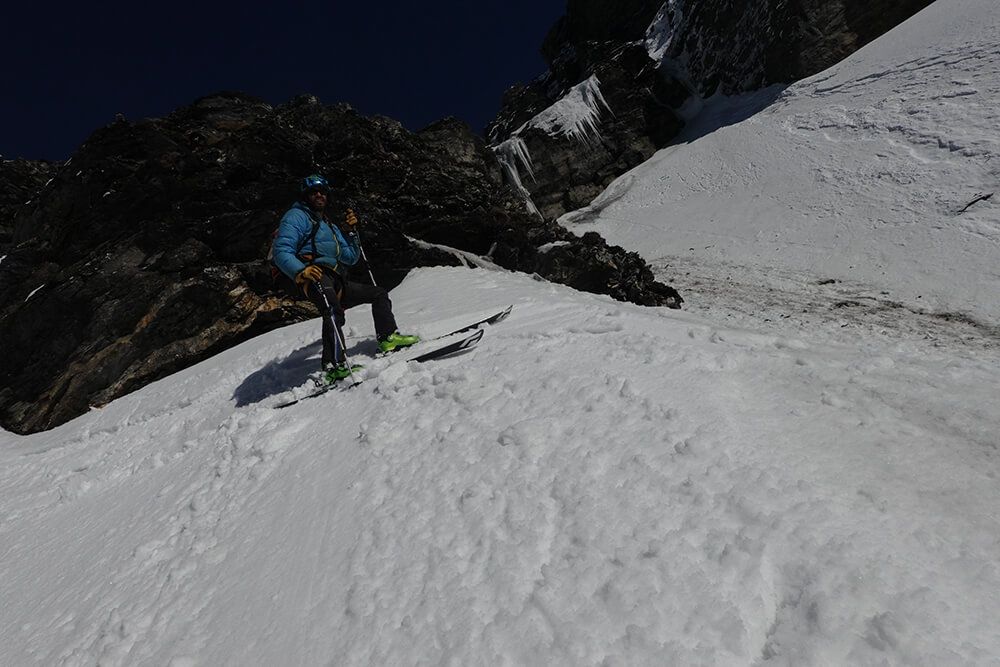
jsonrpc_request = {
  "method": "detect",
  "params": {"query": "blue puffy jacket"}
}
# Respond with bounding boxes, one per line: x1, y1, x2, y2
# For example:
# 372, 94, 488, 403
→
271, 202, 361, 280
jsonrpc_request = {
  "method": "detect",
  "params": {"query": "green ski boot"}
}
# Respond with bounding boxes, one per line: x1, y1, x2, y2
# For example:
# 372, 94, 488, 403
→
322, 362, 363, 384
378, 331, 420, 353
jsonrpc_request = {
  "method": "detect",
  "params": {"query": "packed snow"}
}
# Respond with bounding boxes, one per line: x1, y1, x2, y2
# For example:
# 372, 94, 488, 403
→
2, 266, 1000, 665
3, 0, 1000, 665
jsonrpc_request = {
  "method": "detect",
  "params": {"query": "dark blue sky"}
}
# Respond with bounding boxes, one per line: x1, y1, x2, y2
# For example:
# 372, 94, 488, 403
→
1, 0, 566, 161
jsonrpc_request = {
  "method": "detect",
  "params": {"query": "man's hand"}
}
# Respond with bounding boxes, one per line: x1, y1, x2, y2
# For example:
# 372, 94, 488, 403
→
295, 265, 323, 296
344, 208, 358, 228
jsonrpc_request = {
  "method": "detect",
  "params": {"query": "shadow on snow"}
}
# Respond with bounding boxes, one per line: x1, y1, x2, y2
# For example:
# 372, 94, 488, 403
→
231, 337, 376, 407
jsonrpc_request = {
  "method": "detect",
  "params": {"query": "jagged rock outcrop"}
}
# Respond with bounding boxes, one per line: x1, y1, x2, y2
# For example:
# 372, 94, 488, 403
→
489, 0, 935, 221
650, 0, 938, 95
0, 92, 681, 434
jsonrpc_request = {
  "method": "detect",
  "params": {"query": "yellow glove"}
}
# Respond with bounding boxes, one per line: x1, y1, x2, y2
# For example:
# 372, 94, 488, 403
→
295, 265, 324, 296
344, 209, 358, 227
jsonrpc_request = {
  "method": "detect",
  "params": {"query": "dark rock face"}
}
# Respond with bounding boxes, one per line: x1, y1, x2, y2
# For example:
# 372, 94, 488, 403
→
0, 159, 57, 245
491, 42, 687, 221
658, 0, 937, 95
0, 92, 681, 434
488, 0, 935, 221
537, 231, 680, 306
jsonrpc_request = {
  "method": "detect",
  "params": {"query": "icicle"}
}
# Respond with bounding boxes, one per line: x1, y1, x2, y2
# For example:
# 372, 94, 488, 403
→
526, 76, 613, 147
494, 137, 543, 219
490, 76, 614, 217
496, 136, 536, 182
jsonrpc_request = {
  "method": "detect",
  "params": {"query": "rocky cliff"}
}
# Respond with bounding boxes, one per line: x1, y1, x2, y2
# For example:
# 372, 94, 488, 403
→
0, 159, 56, 246
0, 93, 680, 434
489, 0, 936, 220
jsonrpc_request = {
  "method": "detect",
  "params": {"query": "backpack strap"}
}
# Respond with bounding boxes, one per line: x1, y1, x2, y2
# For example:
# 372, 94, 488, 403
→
296, 211, 323, 261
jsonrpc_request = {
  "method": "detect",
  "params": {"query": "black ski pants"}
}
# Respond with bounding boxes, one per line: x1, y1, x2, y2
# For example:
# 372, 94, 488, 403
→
284, 268, 397, 366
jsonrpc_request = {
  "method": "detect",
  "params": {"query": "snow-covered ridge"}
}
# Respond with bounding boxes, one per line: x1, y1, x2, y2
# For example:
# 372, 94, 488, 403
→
566, 0, 1000, 322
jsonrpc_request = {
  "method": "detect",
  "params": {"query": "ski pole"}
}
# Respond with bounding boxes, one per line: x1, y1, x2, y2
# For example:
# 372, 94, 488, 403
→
355, 229, 378, 287
346, 206, 379, 287
312, 282, 360, 386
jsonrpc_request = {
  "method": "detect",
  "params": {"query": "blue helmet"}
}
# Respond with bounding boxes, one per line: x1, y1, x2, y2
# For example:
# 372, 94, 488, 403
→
300, 174, 330, 194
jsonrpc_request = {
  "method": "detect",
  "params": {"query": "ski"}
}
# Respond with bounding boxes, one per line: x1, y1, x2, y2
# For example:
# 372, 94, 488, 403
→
275, 306, 510, 409
428, 305, 512, 341
273, 376, 360, 408
274, 329, 485, 409
411, 328, 483, 362
343, 305, 512, 345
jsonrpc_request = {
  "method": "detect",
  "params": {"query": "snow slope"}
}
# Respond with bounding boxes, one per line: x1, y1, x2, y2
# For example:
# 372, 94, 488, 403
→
565, 0, 1000, 323
4, 2, 1000, 664
2, 266, 1000, 665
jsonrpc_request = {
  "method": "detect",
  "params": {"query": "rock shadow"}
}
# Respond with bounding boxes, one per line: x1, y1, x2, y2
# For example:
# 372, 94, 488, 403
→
676, 85, 787, 145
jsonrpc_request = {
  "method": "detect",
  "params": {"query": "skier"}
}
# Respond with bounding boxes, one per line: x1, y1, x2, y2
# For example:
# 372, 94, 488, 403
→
271, 174, 419, 383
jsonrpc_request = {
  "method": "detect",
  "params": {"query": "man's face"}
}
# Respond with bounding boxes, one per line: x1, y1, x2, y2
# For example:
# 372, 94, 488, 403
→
306, 189, 328, 210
